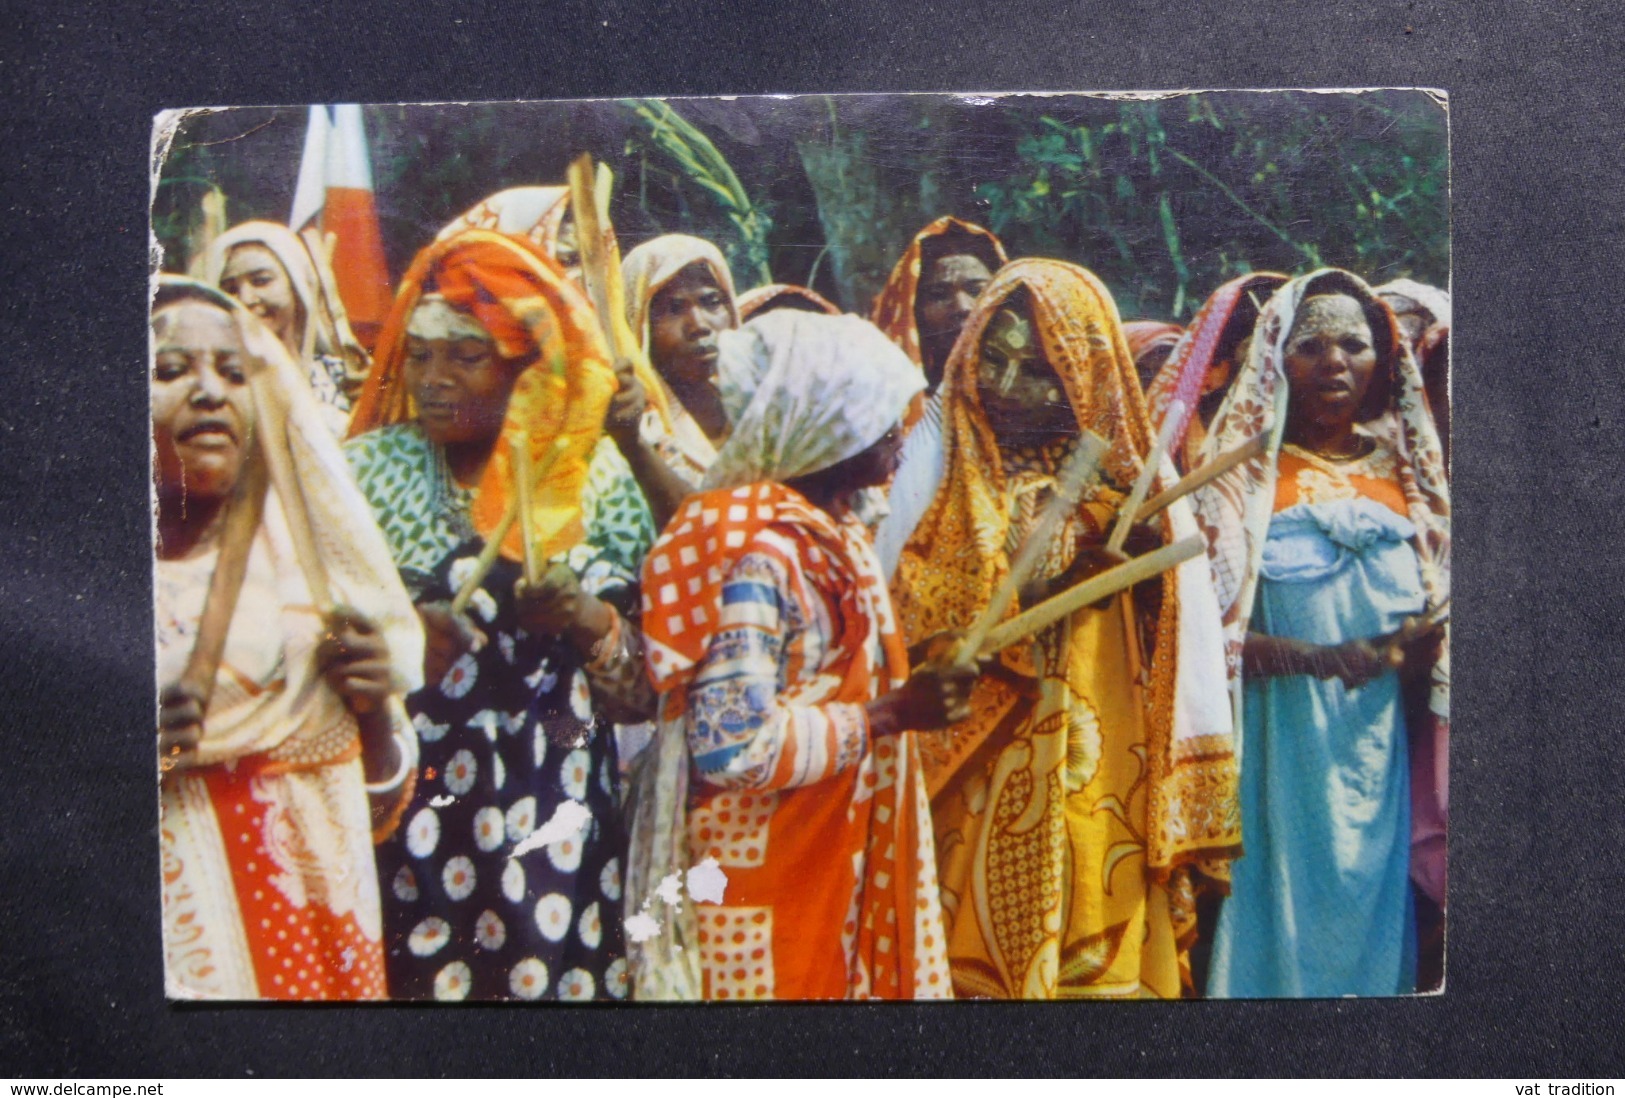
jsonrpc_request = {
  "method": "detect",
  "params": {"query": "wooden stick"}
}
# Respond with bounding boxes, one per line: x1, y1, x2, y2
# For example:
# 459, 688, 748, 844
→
569, 154, 618, 350
449, 439, 569, 614
979, 536, 1205, 657
512, 435, 538, 586
1133, 436, 1268, 523
1106, 400, 1186, 555
249, 370, 333, 612
176, 443, 269, 711
953, 431, 1108, 665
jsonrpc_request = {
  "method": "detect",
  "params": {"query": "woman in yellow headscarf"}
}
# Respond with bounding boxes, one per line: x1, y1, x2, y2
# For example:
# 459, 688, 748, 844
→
893, 258, 1238, 999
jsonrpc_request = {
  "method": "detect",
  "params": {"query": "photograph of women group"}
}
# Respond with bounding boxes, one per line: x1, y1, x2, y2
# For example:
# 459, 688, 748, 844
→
149, 89, 1450, 1002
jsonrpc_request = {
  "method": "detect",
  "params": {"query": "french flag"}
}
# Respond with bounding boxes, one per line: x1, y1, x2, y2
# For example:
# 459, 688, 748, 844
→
290, 104, 392, 350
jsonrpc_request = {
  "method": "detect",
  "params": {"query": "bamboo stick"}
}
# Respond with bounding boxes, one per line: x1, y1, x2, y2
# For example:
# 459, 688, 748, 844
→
1133, 436, 1267, 523
449, 438, 569, 614
175, 442, 269, 712
512, 435, 538, 586
953, 431, 1108, 665
1105, 400, 1185, 556
979, 536, 1205, 657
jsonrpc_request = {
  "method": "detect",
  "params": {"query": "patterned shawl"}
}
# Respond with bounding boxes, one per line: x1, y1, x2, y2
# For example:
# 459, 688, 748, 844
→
436, 186, 570, 256
346, 229, 617, 565
893, 257, 1238, 878
870, 217, 1007, 369
737, 282, 841, 320
1189, 269, 1451, 692
152, 276, 423, 763
1123, 320, 1183, 366
1145, 272, 1289, 467
201, 220, 371, 386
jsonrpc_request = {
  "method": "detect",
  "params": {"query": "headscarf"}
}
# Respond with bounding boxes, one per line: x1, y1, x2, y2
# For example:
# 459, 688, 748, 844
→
152, 276, 423, 765
893, 257, 1237, 879
1376, 278, 1452, 340
1123, 320, 1184, 367
703, 311, 924, 491
200, 221, 371, 390
437, 186, 571, 257
1144, 272, 1289, 468
620, 234, 739, 359
346, 229, 617, 565
737, 282, 840, 321
1190, 268, 1450, 690
870, 216, 1007, 368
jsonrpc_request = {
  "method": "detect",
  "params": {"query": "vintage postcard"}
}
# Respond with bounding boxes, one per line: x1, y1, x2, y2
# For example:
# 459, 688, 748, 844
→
148, 90, 1450, 1002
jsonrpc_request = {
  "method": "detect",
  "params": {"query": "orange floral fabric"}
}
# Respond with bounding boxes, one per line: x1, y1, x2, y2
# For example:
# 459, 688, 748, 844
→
347, 229, 617, 564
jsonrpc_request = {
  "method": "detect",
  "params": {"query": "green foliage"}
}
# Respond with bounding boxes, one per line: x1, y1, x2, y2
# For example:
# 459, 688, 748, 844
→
151, 94, 1448, 324
620, 99, 774, 287
975, 93, 1448, 319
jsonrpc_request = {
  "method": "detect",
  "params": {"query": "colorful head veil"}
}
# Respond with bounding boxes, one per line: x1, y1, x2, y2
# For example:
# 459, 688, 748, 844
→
436, 186, 571, 257
736, 282, 841, 321
346, 229, 617, 565
1144, 272, 1289, 465
894, 257, 1238, 881
1189, 268, 1451, 687
870, 216, 1007, 368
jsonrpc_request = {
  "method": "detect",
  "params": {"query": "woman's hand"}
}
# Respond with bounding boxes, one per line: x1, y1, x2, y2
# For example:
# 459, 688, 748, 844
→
868, 631, 985, 736
515, 562, 614, 654
417, 601, 484, 686
605, 358, 648, 453
1317, 639, 1389, 689
1243, 632, 1388, 689
316, 607, 394, 715
158, 682, 205, 772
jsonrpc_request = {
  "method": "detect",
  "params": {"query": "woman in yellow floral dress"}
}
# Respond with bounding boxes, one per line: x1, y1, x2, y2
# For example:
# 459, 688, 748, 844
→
893, 258, 1238, 999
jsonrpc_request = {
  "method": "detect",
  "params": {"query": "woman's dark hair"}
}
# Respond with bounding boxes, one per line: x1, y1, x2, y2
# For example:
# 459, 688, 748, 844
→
1296, 271, 1400, 423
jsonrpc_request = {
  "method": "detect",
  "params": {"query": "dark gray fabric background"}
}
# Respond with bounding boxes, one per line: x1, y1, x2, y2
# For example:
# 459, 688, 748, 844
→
0, 0, 1615, 1077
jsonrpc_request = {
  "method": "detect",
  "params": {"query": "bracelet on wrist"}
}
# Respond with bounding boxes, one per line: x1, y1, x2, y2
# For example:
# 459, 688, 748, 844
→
365, 713, 418, 796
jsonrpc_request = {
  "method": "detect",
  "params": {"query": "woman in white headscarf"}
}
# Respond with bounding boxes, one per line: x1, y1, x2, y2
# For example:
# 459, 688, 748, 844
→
152, 277, 423, 1000
202, 221, 372, 435
625, 310, 981, 1001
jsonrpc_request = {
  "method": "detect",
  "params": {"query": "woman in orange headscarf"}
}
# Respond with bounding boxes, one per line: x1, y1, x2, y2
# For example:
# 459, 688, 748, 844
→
869, 218, 1009, 577
871, 216, 1008, 392
344, 229, 656, 1000
893, 258, 1238, 999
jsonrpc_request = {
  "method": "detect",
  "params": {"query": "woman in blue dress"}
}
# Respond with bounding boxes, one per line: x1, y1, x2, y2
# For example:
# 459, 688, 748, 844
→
1191, 270, 1451, 997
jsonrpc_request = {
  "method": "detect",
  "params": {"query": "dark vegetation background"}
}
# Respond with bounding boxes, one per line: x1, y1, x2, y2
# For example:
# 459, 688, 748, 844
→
153, 91, 1447, 321
2, 0, 1621, 1079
